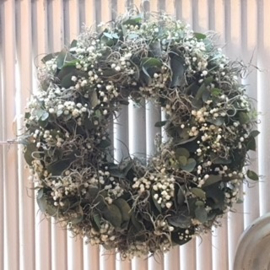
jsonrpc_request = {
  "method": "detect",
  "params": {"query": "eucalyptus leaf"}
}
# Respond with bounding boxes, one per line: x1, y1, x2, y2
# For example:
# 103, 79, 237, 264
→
246, 136, 256, 151
211, 88, 222, 97
154, 120, 167, 127
211, 153, 231, 164
37, 191, 47, 213
203, 175, 222, 187
113, 198, 131, 223
122, 15, 142, 26
141, 57, 162, 81
191, 188, 206, 200
178, 156, 187, 166
24, 143, 37, 165
71, 206, 84, 224
131, 213, 144, 231
70, 39, 77, 48
247, 169, 259, 181
85, 187, 99, 202
93, 213, 101, 229
56, 48, 76, 69
149, 40, 162, 57
195, 206, 208, 223
151, 190, 162, 213
167, 213, 191, 228
109, 168, 125, 178
37, 188, 44, 200
47, 158, 74, 176
194, 32, 207, 40
57, 65, 77, 80
169, 52, 186, 88
98, 139, 111, 149
60, 73, 76, 88
249, 130, 260, 138
103, 205, 122, 228
238, 112, 250, 124
89, 90, 99, 108
41, 52, 58, 64
195, 83, 206, 100
181, 158, 196, 172
207, 117, 225, 126
177, 187, 185, 206
175, 147, 190, 158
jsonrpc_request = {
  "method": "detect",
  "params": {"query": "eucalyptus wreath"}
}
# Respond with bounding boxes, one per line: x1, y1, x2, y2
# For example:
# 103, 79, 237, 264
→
23, 11, 259, 258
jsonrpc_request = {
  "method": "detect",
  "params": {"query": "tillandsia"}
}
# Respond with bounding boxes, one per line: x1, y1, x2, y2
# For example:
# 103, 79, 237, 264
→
23, 10, 259, 258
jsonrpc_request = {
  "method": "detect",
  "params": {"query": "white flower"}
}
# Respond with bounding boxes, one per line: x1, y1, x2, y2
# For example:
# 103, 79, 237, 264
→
71, 76, 77, 82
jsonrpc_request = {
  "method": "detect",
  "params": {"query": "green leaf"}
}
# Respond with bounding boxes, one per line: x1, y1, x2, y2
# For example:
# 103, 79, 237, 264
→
37, 190, 47, 213
131, 212, 144, 231
178, 156, 187, 166
122, 15, 142, 26
204, 76, 214, 85
249, 130, 260, 138
175, 147, 190, 158
191, 188, 206, 200
202, 90, 210, 102
167, 212, 191, 228
207, 117, 225, 126
151, 190, 162, 213
194, 32, 207, 40
47, 158, 74, 176
154, 120, 167, 127
181, 158, 196, 172
40, 111, 49, 121
238, 112, 250, 124
169, 52, 186, 88
57, 65, 76, 80
211, 153, 232, 164
203, 175, 222, 187
102, 205, 122, 228
89, 90, 99, 108
85, 187, 99, 202
149, 40, 162, 57
93, 213, 101, 229
41, 52, 58, 64
246, 137, 256, 151
203, 183, 225, 210
24, 143, 37, 165
195, 206, 208, 223
37, 189, 44, 200
98, 139, 111, 149
247, 169, 259, 181
211, 88, 222, 97
177, 187, 185, 206
141, 57, 162, 79
71, 206, 84, 224
195, 83, 206, 100
60, 73, 76, 88
60, 70, 87, 88
113, 198, 131, 223
70, 39, 77, 48
95, 110, 102, 119
56, 48, 76, 69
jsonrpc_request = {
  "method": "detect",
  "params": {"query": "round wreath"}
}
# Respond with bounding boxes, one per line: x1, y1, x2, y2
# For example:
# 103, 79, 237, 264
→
23, 11, 259, 258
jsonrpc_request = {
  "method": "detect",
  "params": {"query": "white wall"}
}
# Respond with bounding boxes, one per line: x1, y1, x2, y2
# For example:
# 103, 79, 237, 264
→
0, 0, 269, 270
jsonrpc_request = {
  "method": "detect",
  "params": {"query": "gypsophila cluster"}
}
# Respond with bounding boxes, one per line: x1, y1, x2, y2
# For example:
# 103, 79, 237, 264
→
22, 10, 259, 259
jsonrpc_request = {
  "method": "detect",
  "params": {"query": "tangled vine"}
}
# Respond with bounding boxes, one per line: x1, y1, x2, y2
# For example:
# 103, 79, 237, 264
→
23, 11, 259, 258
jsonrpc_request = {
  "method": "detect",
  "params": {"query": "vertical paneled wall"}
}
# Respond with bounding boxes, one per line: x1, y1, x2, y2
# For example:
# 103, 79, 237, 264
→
0, 0, 269, 270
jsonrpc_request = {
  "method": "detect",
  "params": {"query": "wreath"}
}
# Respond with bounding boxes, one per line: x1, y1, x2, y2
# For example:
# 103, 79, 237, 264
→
23, 11, 259, 258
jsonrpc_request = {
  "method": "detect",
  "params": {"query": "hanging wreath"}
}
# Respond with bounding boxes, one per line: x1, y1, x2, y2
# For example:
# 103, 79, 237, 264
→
23, 11, 259, 258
